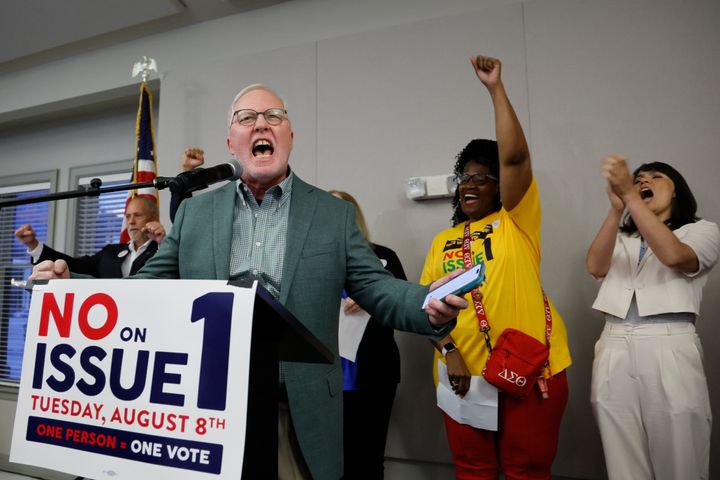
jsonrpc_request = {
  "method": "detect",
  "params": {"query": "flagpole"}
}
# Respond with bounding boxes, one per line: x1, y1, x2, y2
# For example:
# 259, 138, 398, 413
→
131, 56, 158, 83
120, 56, 160, 243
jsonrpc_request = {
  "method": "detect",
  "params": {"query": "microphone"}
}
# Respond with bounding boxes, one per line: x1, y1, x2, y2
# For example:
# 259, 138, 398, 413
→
157, 160, 243, 194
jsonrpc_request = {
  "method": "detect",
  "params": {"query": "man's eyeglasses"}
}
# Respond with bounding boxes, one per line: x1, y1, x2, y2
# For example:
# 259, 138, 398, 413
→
232, 108, 288, 126
454, 172, 498, 186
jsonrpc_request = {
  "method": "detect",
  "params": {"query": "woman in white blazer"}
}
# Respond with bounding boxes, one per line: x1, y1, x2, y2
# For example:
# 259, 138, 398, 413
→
586, 155, 719, 480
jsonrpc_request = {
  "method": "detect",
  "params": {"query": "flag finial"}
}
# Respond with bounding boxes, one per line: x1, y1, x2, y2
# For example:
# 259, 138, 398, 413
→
131, 56, 158, 83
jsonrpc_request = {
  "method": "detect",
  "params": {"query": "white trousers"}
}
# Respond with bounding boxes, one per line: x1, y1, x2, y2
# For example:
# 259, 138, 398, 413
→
591, 321, 711, 480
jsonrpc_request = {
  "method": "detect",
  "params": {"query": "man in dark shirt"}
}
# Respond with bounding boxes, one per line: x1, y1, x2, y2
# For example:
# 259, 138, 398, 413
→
15, 196, 165, 278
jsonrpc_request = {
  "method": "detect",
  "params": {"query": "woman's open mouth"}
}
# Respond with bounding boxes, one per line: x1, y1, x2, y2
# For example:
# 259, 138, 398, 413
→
462, 193, 480, 205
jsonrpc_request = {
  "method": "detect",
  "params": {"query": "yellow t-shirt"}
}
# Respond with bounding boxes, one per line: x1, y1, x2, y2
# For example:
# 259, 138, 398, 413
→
420, 179, 572, 385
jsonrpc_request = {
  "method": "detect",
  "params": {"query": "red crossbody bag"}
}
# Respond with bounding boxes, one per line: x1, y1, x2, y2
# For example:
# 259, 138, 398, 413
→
460, 221, 551, 399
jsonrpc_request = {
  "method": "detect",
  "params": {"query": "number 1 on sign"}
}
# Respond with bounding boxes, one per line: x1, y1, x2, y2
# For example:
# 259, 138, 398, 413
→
191, 292, 234, 411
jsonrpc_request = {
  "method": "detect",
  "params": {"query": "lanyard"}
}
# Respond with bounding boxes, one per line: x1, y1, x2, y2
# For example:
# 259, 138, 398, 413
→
638, 238, 648, 265
462, 221, 553, 357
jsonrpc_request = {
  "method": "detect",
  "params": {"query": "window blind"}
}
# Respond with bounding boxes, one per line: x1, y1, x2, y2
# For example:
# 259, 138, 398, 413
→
74, 174, 130, 256
0, 183, 51, 384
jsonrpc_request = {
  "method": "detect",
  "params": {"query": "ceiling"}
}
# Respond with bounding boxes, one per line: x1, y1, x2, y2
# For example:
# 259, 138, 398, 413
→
0, 0, 290, 70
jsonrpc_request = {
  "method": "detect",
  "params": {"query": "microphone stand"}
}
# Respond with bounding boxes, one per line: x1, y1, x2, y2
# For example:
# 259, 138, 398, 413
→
2, 176, 174, 291
0, 176, 174, 210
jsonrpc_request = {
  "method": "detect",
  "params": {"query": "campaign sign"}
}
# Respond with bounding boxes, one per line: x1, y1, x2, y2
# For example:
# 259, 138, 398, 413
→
10, 279, 255, 479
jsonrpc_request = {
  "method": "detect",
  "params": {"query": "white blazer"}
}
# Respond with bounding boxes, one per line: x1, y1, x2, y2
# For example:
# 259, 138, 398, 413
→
592, 219, 720, 319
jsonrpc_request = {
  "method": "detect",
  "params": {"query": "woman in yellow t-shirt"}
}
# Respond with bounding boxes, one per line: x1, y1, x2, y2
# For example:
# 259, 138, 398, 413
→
420, 54, 572, 480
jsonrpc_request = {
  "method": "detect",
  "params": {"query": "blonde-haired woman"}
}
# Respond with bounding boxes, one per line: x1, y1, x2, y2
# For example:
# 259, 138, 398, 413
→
329, 190, 405, 480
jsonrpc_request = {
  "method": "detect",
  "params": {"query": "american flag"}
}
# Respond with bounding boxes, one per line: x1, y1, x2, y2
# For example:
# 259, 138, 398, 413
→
119, 82, 158, 243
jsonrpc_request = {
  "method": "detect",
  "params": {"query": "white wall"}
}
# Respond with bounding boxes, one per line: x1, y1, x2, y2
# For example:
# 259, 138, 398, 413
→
2, 0, 719, 478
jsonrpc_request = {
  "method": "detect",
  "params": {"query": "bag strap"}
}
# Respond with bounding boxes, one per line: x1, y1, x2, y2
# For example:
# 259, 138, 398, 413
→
461, 221, 552, 355
461, 221, 493, 351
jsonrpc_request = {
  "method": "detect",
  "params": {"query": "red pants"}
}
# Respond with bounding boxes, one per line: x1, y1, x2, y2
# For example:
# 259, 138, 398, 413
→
443, 370, 568, 480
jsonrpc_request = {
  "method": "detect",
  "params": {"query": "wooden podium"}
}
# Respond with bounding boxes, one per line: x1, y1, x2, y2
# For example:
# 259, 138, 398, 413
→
231, 281, 334, 478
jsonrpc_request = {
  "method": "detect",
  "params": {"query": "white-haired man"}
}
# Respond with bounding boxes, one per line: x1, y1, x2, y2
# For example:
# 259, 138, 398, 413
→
32, 84, 467, 480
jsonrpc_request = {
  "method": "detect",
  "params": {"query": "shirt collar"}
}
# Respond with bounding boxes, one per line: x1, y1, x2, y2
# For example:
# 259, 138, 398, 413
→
236, 168, 294, 206
128, 238, 152, 255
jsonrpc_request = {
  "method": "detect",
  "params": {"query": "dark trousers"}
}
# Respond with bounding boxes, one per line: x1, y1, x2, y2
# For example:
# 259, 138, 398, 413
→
341, 384, 398, 480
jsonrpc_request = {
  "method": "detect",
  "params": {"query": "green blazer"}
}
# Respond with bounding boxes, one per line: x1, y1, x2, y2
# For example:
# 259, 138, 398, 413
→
136, 175, 450, 479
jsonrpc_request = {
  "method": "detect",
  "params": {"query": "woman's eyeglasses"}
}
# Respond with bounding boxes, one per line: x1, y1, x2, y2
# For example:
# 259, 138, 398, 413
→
454, 172, 498, 186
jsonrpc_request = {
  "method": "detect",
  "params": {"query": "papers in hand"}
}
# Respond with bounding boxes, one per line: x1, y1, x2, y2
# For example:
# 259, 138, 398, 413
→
338, 298, 371, 362
436, 359, 498, 431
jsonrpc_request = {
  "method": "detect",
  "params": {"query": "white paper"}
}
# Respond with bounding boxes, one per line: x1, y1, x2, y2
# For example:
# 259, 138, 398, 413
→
436, 359, 499, 431
338, 298, 371, 362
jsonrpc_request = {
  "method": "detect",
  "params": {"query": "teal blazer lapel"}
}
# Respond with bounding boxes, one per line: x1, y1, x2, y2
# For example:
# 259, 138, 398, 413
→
212, 182, 237, 279
280, 176, 317, 304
